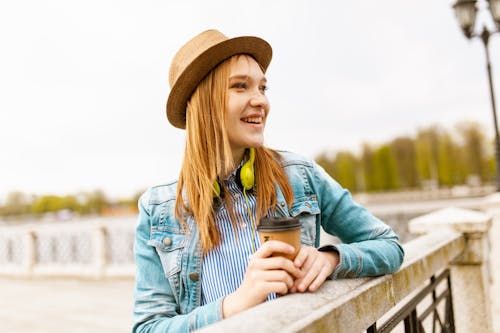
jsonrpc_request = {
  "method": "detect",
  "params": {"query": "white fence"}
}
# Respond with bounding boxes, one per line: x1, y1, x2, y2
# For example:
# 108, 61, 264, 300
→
0, 216, 136, 279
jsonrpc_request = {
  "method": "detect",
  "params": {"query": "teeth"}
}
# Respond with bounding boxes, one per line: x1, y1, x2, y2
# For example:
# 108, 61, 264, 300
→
243, 117, 262, 124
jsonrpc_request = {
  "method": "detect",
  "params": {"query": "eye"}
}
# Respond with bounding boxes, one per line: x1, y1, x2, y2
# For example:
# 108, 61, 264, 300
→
259, 85, 269, 93
231, 82, 247, 89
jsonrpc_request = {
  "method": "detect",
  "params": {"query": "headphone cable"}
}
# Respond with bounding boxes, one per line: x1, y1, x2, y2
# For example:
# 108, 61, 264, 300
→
243, 188, 257, 254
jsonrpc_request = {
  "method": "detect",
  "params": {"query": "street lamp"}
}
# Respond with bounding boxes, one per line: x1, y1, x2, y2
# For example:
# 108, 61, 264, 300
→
452, 0, 500, 190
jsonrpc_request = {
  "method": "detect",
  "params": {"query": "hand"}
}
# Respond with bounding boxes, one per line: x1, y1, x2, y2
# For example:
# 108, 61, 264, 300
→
222, 240, 303, 318
291, 246, 339, 293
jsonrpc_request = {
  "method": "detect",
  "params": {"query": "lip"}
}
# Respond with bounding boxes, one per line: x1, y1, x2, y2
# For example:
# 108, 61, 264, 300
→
240, 119, 265, 128
241, 112, 264, 119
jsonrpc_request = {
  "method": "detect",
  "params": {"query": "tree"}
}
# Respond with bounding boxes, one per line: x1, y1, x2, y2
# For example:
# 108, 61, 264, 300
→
84, 190, 108, 214
456, 121, 488, 182
2, 191, 30, 216
316, 151, 336, 180
415, 126, 441, 187
390, 137, 418, 188
333, 151, 359, 192
372, 145, 400, 190
361, 144, 376, 192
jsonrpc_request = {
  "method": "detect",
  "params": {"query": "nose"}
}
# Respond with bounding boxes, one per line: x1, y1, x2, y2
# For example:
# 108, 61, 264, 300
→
249, 90, 269, 110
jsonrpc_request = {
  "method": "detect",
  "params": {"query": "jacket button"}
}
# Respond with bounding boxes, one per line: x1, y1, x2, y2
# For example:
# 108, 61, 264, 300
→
189, 272, 199, 281
163, 238, 172, 246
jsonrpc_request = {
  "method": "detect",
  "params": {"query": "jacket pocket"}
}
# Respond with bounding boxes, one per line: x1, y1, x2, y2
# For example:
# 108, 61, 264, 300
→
290, 198, 320, 246
148, 230, 186, 277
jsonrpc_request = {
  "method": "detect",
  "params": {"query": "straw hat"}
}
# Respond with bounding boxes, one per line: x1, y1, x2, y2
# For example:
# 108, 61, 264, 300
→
166, 29, 273, 129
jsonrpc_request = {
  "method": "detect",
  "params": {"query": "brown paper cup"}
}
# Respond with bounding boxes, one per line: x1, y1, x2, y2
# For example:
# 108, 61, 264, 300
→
257, 217, 301, 260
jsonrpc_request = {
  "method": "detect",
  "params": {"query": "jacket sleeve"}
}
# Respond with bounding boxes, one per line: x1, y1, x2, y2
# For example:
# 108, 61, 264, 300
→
312, 163, 405, 278
132, 191, 223, 333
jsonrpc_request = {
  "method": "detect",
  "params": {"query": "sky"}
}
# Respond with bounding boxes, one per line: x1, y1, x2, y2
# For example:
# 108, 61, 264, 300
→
1, 0, 500, 202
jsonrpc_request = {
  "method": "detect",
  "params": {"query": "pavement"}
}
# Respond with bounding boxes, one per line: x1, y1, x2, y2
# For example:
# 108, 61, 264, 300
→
0, 278, 134, 333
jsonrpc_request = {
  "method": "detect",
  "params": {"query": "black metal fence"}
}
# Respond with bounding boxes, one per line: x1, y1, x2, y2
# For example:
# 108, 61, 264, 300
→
368, 269, 455, 333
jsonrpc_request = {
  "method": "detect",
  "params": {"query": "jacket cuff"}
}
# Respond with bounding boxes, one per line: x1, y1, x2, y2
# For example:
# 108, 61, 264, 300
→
188, 296, 224, 331
326, 243, 363, 279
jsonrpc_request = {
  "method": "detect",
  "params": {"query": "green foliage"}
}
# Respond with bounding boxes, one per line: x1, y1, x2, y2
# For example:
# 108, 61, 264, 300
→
1, 192, 31, 216
1, 190, 111, 218
415, 126, 440, 183
390, 137, 418, 188
334, 151, 359, 191
456, 121, 489, 181
372, 145, 400, 190
361, 144, 376, 192
315, 121, 496, 193
317, 151, 361, 192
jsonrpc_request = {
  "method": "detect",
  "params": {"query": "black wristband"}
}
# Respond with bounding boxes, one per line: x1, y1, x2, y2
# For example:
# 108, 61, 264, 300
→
318, 244, 340, 254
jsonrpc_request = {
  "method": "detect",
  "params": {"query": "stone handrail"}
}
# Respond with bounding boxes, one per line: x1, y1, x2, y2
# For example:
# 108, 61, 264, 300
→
196, 207, 493, 333
196, 230, 464, 333
0, 216, 136, 279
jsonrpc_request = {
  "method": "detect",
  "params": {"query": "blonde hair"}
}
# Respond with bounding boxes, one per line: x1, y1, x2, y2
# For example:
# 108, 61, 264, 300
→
175, 55, 294, 253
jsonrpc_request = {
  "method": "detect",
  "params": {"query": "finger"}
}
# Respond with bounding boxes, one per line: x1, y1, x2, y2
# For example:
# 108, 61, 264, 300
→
297, 259, 322, 292
265, 281, 289, 296
294, 252, 316, 286
261, 270, 295, 289
251, 256, 303, 279
253, 240, 295, 258
308, 267, 332, 292
293, 246, 312, 268
254, 240, 296, 259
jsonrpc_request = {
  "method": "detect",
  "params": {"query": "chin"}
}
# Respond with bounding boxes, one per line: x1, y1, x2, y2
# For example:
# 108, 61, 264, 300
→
247, 141, 264, 149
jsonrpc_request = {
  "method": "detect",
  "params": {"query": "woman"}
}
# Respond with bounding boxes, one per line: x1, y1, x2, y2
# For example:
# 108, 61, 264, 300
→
133, 30, 404, 333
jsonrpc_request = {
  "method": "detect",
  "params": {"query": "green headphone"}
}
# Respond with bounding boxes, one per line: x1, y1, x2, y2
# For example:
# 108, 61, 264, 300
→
213, 148, 255, 198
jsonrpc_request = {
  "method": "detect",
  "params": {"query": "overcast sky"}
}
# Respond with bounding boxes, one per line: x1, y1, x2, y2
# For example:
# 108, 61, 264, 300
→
1, 0, 499, 201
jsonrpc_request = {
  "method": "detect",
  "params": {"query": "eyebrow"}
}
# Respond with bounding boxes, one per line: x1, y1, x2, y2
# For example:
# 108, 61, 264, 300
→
229, 75, 267, 83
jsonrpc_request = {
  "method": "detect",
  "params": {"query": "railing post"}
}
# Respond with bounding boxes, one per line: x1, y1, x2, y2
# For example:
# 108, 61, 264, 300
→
22, 229, 36, 277
92, 224, 107, 279
409, 207, 493, 333
482, 193, 500, 333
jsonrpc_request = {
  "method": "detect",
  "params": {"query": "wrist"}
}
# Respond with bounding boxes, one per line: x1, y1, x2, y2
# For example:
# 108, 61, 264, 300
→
222, 293, 234, 318
222, 291, 244, 318
318, 245, 340, 269
320, 250, 339, 273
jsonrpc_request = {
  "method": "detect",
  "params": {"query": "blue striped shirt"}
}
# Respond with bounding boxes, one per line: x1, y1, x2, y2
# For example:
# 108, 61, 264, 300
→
200, 169, 277, 305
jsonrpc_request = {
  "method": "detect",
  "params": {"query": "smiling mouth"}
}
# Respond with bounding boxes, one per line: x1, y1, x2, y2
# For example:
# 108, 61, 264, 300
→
241, 116, 263, 124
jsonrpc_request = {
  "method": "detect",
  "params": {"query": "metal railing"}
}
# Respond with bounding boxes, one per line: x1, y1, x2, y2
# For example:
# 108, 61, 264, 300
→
368, 269, 455, 333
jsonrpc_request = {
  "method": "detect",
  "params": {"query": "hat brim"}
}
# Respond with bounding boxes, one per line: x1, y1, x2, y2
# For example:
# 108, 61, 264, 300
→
166, 36, 272, 129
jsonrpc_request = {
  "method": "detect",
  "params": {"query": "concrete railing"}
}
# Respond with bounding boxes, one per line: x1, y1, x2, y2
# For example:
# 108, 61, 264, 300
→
0, 216, 136, 279
197, 206, 494, 333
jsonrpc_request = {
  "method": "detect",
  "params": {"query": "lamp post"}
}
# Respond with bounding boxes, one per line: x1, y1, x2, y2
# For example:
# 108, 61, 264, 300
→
452, 0, 500, 190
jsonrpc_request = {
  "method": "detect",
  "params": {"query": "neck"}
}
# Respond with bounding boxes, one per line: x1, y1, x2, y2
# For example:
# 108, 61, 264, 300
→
232, 148, 246, 167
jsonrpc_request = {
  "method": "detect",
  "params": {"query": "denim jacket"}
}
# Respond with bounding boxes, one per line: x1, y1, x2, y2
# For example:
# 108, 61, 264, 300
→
133, 150, 404, 333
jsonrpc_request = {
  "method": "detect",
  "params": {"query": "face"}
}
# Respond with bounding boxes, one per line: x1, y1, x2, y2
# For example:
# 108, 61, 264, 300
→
225, 55, 270, 162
